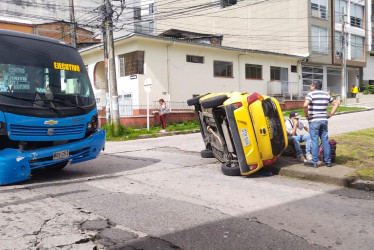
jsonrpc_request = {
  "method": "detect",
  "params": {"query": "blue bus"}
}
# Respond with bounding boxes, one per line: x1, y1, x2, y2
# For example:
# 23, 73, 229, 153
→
0, 29, 105, 185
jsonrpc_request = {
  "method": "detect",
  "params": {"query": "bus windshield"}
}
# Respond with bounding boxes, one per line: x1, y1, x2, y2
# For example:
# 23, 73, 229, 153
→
0, 31, 95, 117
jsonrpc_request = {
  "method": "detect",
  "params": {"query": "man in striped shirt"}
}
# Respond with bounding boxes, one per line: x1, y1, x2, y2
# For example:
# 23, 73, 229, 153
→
303, 81, 339, 168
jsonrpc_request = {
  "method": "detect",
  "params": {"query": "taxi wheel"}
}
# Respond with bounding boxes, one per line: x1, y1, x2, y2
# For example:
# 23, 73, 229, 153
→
187, 94, 209, 106
221, 162, 241, 176
200, 149, 214, 158
201, 95, 228, 109
187, 96, 201, 106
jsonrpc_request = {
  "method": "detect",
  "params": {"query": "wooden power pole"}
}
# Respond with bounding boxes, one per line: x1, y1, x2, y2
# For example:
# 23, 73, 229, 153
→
103, 0, 120, 125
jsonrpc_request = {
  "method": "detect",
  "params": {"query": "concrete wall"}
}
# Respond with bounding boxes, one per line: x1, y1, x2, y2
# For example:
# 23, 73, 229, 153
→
98, 109, 196, 128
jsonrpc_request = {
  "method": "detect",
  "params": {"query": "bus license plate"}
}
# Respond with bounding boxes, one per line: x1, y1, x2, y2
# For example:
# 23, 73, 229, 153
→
53, 149, 69, 160
240, 128, 251, 147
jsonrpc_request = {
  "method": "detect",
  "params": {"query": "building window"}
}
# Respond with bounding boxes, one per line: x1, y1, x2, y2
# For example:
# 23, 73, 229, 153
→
134, 24, 142, 33
119, 51, 144, 77
311, 25, 328, 54
221, 0, 237, 8
187, 55, 204, 64
149, 3, 155, 14
302, 66, 323, 93
270, 67, 281, 81
214, 61, 233, 77
134, 7, 141, 20
351, 35, 364, 60
311, 0, 327, 19
149, 21, 155, 34
350, 4, 363, 28
291, 65, 297, 73
245, 64, 262, 79
335, 0, 347, 23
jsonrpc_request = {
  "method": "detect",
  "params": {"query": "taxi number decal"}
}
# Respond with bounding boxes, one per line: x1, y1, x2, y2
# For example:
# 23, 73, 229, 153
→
53, 62, 80, 72
265, 117, 273, 139
240, 128, 251, 147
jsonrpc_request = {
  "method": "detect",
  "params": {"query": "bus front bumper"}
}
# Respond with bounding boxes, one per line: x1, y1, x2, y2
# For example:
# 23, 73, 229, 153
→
0, 130, 106, 185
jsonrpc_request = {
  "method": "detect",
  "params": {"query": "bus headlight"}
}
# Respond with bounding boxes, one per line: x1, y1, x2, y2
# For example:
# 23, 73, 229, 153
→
86, 114, 98, 134
0, 121, 7, 135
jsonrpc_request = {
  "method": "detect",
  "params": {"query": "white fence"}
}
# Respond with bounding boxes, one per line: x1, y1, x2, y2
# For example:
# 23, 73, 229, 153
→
95, 97, 194, 117
267, 81, 303, 101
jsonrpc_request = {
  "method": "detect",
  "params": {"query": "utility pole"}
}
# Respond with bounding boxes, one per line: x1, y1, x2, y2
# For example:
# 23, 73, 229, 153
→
341, 7, 347, 105
69, 0, 77, 48
101, 12, 110, 123
103, 0, 120, 125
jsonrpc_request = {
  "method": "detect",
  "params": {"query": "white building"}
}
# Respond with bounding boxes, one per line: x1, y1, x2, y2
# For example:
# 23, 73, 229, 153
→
79, 33, 304, 112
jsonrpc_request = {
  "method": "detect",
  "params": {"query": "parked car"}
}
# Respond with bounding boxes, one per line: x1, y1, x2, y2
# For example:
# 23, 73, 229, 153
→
187, 92, 288, 176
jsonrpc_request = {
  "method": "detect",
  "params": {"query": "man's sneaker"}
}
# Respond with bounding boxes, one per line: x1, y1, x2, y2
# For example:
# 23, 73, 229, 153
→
296, 154, 306, 163
306, 152, 312, 162
304, 162, 318, 168
326, 162, 332, 167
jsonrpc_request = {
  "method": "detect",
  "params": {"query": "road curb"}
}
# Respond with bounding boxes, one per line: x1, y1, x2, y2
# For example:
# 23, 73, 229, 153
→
277, 166, 356, 188
269, 157, 364, 190
349, 179, 374, 192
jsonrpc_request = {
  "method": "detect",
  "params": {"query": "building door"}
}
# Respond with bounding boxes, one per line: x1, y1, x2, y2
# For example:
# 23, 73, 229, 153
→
280, 67, 289, 94
118, 93, 132, 116
327, 67, 341, 95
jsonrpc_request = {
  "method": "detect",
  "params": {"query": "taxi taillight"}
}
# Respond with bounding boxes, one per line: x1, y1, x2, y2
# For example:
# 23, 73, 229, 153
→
232, 102, 242, 110
263, 156, 278, 166
247, 92, 264, 105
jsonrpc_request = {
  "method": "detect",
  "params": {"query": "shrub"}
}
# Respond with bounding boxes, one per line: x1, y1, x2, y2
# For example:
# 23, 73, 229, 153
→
363, 85, 374, 94
101, 123, 128, 137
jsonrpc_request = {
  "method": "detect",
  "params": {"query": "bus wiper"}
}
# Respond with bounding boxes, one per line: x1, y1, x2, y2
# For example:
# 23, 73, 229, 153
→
48, 97, 86, 112
0, 93, 61, 114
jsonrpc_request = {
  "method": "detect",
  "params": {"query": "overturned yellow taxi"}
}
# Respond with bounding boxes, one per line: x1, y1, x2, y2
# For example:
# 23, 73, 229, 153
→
188, 92, 288, 176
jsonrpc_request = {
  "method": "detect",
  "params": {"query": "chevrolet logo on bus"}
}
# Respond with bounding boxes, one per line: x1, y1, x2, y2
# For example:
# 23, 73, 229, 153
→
44, 120, 58, 125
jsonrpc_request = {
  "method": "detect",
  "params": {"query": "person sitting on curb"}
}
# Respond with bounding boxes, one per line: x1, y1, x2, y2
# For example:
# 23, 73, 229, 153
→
285, 111, 312, 163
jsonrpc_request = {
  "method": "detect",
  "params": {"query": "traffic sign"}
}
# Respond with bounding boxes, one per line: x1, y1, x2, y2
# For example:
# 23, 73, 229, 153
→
144, 78, 152, 93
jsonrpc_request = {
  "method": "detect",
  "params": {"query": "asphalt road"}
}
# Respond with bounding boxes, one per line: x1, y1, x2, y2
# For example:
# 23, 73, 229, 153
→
2, 110, 374, 249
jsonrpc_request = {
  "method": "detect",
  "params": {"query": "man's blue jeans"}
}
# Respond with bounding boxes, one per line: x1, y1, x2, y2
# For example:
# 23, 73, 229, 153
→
309, 120, 331, 164
292, 135, 311, 157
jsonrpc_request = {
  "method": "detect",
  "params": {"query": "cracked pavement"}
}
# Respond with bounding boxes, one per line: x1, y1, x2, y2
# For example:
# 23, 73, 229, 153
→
0, 187, 100, 249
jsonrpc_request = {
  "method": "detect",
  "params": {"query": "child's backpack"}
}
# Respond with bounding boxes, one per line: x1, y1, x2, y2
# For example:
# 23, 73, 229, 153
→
319, 139, 337, 162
